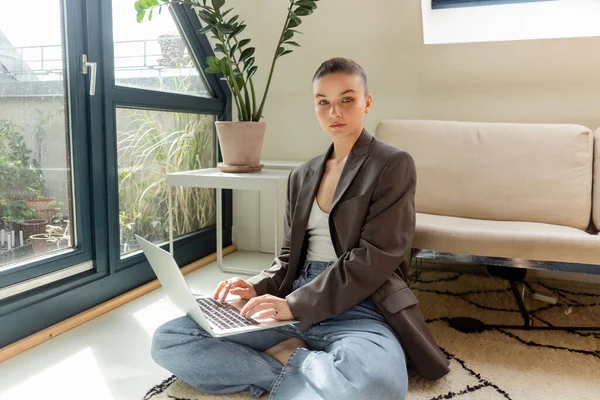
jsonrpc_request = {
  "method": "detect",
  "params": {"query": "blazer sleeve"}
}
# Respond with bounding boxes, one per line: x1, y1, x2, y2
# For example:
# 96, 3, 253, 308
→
286, 152, 416, 331
245, 171, 294, 297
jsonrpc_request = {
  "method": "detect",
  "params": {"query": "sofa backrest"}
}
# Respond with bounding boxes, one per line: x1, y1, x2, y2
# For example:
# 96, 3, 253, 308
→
375, 120, 593, 230
594, 128, 600, 231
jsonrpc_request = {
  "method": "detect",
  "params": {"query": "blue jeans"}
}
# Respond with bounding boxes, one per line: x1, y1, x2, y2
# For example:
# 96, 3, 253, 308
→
151, 260, 408, 400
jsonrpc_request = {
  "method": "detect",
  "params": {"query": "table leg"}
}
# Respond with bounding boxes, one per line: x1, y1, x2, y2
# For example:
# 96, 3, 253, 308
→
216, 188, 263, 276
168, 185, 174, 257
216, 187, 223, 270
274, 184, 279, 258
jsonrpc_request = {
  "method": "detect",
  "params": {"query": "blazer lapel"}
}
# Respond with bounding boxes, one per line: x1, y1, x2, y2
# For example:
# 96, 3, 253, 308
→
329, 129, 373, 213
284, 129, 373, 286
288, 148, 331, 263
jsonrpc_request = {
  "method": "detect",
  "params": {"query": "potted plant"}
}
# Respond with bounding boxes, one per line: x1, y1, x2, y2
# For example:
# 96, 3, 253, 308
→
157, 32, 186, 66
29, 224, 68, 255
23, 196, 57, 224
135, 0, 319, 172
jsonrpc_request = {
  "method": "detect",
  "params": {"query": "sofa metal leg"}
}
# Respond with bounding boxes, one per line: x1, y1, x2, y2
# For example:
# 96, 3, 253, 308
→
448, 266, 600, 333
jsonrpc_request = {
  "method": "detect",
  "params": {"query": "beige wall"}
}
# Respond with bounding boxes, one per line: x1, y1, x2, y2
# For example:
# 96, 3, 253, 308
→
227, 0, 600, 253
223, 0, 600, 161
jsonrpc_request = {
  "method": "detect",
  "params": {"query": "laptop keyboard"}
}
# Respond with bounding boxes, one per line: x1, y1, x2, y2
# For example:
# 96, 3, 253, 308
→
196, 297, 260, 330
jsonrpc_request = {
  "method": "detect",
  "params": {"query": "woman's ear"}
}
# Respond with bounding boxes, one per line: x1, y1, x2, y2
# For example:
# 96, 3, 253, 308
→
365, 93, 373, 113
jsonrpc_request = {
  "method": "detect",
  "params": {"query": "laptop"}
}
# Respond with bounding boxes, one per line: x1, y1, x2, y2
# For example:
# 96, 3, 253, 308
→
135, 234, 298, 337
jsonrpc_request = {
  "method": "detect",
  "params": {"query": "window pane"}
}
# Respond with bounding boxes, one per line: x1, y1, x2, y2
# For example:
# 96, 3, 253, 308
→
112, 2, 212, 97
0, 0, 75, 269
116, 109, 216, 257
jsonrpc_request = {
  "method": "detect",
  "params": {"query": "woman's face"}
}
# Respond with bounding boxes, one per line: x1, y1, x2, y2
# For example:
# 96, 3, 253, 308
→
313, 72, 372, 140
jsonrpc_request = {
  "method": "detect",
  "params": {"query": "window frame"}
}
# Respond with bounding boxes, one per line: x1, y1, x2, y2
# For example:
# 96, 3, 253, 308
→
432, 0, 554, 9
0, 0, 232, 349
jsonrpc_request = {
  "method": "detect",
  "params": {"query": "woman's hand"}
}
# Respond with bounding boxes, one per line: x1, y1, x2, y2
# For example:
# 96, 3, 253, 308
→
239, 294, 294, 321
212, 277, 257, 303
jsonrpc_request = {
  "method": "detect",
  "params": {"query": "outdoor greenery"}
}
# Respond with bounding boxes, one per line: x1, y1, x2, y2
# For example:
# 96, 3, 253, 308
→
117, 109, 215, 253
135, 0, 319, 121
0, 119, 44, 229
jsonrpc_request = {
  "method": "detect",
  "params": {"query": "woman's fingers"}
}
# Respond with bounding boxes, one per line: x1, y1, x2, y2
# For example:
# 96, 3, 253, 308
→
212, 279, 232, 301
219, 284, 230, 303
229, 287, 249, 296
241, 302, 277, 318
211, 281, 224, 300
212, 278, 256, 301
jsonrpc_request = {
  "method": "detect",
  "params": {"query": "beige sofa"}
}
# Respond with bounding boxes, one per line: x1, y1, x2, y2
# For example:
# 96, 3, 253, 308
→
375, 120, 600, 275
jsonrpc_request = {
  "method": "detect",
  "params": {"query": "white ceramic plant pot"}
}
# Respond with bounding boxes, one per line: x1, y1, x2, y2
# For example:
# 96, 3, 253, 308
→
215, 121, 266, 173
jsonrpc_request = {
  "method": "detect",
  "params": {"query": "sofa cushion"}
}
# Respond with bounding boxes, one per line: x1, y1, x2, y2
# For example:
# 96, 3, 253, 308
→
375, 120, 593, 230
415, 213, 600, 266
594, 128, 600, 231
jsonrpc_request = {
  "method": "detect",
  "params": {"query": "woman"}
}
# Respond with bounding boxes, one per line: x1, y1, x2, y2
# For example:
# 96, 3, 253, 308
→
151, 57, 449, 399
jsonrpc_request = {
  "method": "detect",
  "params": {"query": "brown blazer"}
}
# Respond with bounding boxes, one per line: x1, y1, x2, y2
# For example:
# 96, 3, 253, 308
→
247, 129, 450, 380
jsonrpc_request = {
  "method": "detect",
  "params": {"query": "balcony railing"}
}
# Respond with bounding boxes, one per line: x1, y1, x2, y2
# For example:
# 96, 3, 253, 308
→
1, 38, 195, 82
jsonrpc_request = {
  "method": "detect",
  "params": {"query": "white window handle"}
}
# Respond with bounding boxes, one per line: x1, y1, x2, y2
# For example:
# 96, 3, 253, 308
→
81, 54, 97, 96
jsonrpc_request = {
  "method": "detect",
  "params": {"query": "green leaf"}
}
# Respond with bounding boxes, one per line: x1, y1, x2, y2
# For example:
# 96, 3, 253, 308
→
219, 57, 231, 76
234, 74, 245, 90
148, 8, 153, 20
197, 24, 213, 34
134, 2, 143, 12
286, 18, 300, 28
276, 46, 285, 57
207, 56, 220, 68
159, 5, 163, 14
279, 49, 293, 58
222, 8, 234, 17
136, 10, 146, 23
238, 38, 251, 48
296, 0, 317, 9
212, 0, 225, 9
289, 13, 301, 25
232, 24, 246, 36
197, 10, 217, 25
247, 66, 257, 78
243, 57, 254, 71
283, 30, 294, 41
219, 23, 236, 34
284, 41, 300, 47
205, 66, 221, 74
147, 0, 159, 6
239, 47, 255, 62
230, 43, 238, 54
215, 43, 226, 54
294, 7, 313, 16
228, 15, 239, 25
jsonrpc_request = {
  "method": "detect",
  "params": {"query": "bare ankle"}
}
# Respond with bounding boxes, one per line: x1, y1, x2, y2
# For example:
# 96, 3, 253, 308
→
265, 337, 308, 365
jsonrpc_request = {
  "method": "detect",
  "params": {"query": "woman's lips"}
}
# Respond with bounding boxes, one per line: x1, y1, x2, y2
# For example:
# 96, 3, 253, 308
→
330, 123, 346, 129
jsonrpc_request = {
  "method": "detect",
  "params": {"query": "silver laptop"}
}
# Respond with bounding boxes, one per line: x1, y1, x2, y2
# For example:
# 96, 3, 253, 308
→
135, 234, 298, 337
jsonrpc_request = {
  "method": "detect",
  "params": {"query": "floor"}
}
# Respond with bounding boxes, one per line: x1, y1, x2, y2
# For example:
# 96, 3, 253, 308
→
0, 251, 274, 400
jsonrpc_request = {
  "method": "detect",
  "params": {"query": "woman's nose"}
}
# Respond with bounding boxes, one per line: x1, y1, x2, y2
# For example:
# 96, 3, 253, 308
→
329, 104, 341, 117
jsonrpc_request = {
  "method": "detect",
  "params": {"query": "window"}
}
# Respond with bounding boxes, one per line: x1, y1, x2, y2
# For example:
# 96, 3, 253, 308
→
0, 0, 230, 349
432, 0, 553, 9
424, 0, 599, 44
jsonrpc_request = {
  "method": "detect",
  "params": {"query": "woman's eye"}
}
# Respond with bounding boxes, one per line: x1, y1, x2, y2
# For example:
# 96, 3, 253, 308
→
319, 100, 329, 106
342, 97, 354, 103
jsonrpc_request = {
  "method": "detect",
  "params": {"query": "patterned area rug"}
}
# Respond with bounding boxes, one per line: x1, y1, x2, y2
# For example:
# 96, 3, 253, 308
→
143, 271, 600, 400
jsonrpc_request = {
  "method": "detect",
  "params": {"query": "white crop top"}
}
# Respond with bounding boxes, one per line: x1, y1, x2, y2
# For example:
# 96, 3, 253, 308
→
305, 198, 338, 262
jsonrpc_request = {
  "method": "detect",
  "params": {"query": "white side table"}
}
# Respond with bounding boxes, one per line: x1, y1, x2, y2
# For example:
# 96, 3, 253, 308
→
166, 168, 291, 275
